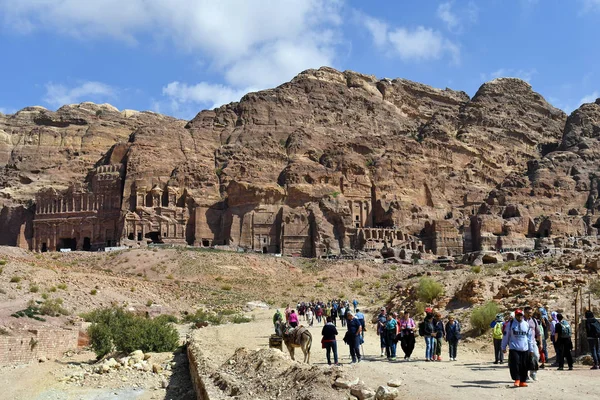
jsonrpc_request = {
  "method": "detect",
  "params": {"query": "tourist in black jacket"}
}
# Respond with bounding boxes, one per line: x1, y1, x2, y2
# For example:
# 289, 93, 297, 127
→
321, 316, 339, 365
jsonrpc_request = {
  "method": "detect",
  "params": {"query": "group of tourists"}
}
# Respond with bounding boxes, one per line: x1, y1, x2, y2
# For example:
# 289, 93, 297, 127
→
273, 299, 600, 388
288, 299, 361, 328
490, 305, 600, 387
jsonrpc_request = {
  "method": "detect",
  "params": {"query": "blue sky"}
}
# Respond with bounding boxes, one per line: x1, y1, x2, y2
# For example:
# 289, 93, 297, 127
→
0, 0, 598, 120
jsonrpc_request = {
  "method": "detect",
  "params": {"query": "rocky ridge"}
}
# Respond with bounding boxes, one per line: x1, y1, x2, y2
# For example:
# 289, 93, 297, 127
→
2, 66, 600, 257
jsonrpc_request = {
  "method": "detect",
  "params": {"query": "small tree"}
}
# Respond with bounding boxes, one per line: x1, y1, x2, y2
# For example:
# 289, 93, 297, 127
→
470, 301, 500, 336
417, 277, 444, 303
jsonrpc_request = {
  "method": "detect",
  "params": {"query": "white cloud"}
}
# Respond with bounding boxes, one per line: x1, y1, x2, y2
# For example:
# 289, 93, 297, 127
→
43, 81, 115, 107
580, 91, 599, 104
437, 1, 478, 33
363, 15, 388, 48
360, 14, 460, 64
437, 2, 460, 31
581, 0, 600, 11
162, 82, 253, 110
0, 0, 344, 116
388, 26, 460, 64
481, 68, 538, 83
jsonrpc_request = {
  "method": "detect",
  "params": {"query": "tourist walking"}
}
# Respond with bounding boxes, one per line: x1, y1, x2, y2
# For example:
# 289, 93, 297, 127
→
285, 304, 291, 323
352, 298, 358, 313
377, 307, 387, 357
273, 309, 283, 336
524, 306, 541, 381
550, 311, 559, 365
501, 309, 535, 388
538, 307, 551, 368
321, 316, 339, 366
355, 308, 366, 339
288, 309, 299, 328
445, 315, 461, 361
555, 313, 573, 370
491, 313, 504, 364
339, 305, 347, 327
344, 311, 362, 363
419, 313, 435, 361
584, 310, 600, 369
433, 312, 445, 361
330, 305, 338, 327
384, 313, 398, 361
306, 307, 314, 327
399, 311, 416, 360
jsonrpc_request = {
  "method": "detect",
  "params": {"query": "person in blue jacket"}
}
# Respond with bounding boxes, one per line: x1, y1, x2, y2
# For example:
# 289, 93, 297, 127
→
501, 308, 535, 388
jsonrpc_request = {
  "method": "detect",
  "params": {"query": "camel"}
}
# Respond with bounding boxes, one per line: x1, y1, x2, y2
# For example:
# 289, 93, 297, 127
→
279, 323, 312, 363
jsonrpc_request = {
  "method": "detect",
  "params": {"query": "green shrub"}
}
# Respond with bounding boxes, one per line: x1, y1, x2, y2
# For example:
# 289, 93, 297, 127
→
0, 260, 6, 266
166, 274, 174, 280
41, 293, 49, 300
154, 314, 178, 324
380, 273, 391, 279
146, 300, 153, 307
39, 298, 69, 316
183, 309, 224, 326
414, 301, 426, 316
49, 286, 57, 292
471, 265, 482, 274
86, 307, 179, 359
10, 276, 21, 283
57, 283, 67, 290
220, 284, 232, 291
590, 279, 600, 296
90, 289, 98, 295
0, 267, 3, 274
470, 301, 500, 336
417, 277, 444, 303
390, 265, 398, 271
231, 314, 252, 324
29, 285, 39, 293
88, 323, 113, 358
314, 282, 324, 288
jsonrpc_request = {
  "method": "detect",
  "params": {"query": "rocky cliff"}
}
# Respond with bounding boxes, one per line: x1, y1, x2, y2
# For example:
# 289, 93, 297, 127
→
3, 66, 598, 257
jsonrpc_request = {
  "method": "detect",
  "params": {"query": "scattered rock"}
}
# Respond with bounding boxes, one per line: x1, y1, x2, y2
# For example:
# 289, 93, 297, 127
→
375, 385, 398, 400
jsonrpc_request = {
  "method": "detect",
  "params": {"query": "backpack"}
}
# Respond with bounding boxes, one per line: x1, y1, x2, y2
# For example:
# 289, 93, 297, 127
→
588, 319, 600, 338
418, 321, 426, 336
560, 321, 571, 338
493, 322, 503, 339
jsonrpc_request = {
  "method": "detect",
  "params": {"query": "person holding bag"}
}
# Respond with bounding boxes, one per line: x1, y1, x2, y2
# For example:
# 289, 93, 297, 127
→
398, 311, 416, 360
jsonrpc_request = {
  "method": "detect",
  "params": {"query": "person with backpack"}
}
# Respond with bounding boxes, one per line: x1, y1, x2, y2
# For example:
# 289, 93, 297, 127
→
491, 313, 505, 364
524, 306, 541, 381
445, 315, 461, 361
584, 310, 600, 369
554, 313, 573, 371
399, 310, 416, 360
433, 312, 446, 361
419, 313, 435, 361
502, 309, 536, 388
321, 316, 339, 366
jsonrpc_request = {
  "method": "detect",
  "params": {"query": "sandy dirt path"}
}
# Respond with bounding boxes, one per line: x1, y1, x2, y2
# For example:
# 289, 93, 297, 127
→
196, 309, 600, 400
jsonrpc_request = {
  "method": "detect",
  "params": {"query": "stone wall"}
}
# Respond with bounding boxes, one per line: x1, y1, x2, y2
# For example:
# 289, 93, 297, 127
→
0, 327, 80, 365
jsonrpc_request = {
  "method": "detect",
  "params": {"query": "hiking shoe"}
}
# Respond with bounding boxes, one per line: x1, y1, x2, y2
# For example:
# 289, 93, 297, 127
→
530, 373, 537, 381
391, 357, 396, 361
519, 382, 528, 387
381, 352, 385, 357
437, 357, 442, 361
514, 380, 520, 387
568, 366, 573, 370
494, 361, 499, 365
557, 367, 564, 370
591, 365, 599, 370
499, 360, 504, 364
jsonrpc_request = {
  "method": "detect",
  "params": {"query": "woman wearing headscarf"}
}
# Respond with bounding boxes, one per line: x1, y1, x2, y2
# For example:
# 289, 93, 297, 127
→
550, 311, 559, 365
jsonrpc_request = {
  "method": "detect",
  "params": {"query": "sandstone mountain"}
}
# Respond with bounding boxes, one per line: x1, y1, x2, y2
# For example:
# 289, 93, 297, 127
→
0, 67, 597, 258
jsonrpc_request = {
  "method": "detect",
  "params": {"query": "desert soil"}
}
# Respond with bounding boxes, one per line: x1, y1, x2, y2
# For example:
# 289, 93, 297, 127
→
195, 309, 600, 400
